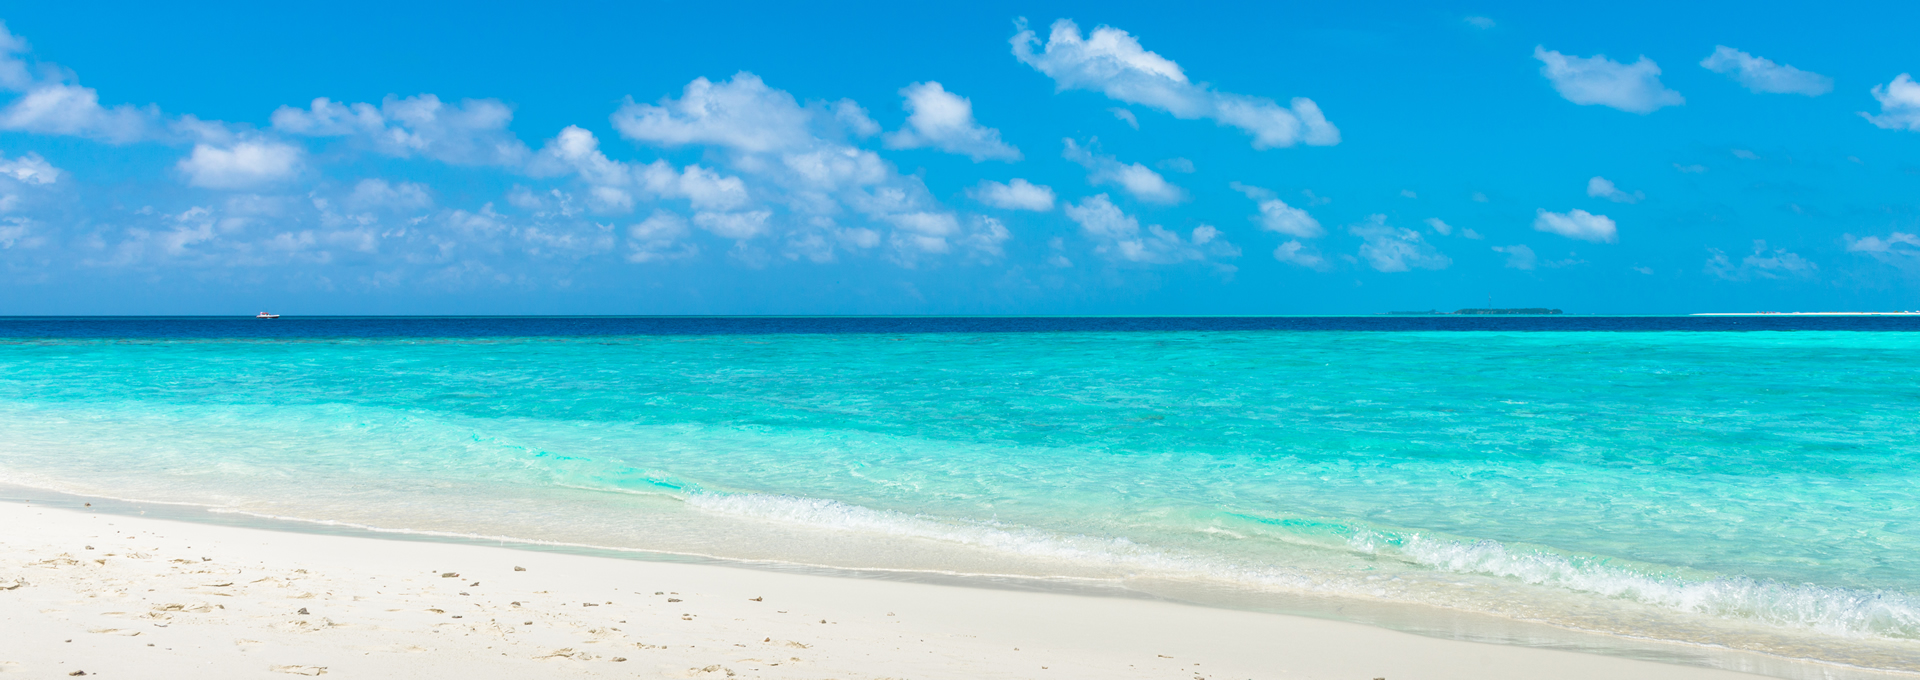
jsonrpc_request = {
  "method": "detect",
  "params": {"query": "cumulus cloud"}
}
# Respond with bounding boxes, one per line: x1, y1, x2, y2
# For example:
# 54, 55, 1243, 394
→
1064, 193, 1233, 264
1014, 19, 1338, 149
0, 83, 160, 143
607, 72, 969, 260
693, 210, 773, 241
528, 125, 749, 214
1845, 232, 1920, 270
611, 73, 821, 153
1272, 240, 1327, 269
0, 22, 170, 143
1863, 74, 1920, 132
1230, 182, 1322, 238
957, 215, 1013, 260
1423, 217, 1452, 235
347, 178, 432, 211
969, 178, 1055, 211
0, 151, 58, 185
272, 94, 530, 166
176, 141, 303, 189
1492, 244, 1537, 270
1533, 208, 1617, 243
1586, 176, 1642, 204
1847, 232, 1920, 255
1706, 241, 1816, 280
0, 150, 59, 214
1534, 46, 1683, 113
882, 82, 1020, 161
622, 211, 697, 260
0, 22, 28, 91
1109, 107, 1138, 129
1063, 138, 1183, 204
1700, 46, 1832, 96
1349, 215, 1450, 272
0, 216, 35, 248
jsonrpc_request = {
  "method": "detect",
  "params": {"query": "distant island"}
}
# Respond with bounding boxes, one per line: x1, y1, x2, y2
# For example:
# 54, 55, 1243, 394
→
1386, 308, 1563, 315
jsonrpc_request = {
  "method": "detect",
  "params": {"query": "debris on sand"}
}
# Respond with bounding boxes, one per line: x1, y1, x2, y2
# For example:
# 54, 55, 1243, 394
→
269, 664, 328, 675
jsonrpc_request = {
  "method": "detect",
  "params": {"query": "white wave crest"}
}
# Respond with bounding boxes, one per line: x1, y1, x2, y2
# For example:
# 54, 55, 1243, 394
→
1363, 530, 1920, 639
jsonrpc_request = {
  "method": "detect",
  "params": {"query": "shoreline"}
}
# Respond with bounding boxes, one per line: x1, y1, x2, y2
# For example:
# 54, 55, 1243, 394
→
3, 491, 1907, 679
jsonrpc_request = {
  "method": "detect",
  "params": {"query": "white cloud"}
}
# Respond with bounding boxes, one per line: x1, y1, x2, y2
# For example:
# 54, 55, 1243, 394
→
1109, 107, 1138, 129
272, 94, 529, 166
0, 150, 58, 213
1272, 240, 1327, 269
626, 211, 697, 263
0, 24, 163, 143
0, 151, 58, 185
610, 72, 818, 153
1399, 189, 1417, 199
347, 179, 432, 211
1230, 181, 1322, 238
608, 73, 964, 259
1533, 46, 1683, 114
1349, 215, 1450, 272
1014, 19, 1338, 149
1063, 138, 1184, 204
1845, 232, 1920, 270
1158, 157, 1194, 173
0, 22, 249, 147
1533, 208, 1617, 243
882, 82, 1020, 161
0, 83, 159, 143
1063, 193, 1230, 264
1586, 176, 1642, 204
1847, 232, 1920, 255
1462, 228, 1484, 240
1862, 74, 1920, 132
0, 216, 36, 248
958, 216, 1012, 260
1424, 217, 1452, 235
0, 22, 30, 91
1673, 163, 1708, 174
1700, 46, 1830, 96
1465, 16, 1496, 29
969, 178, 1055, 211
1492, 244, 1537, 270
528, 125, 749, 214
176, 141, 303, 189
694, 210, 773, 241
1706, 241, 1816, 280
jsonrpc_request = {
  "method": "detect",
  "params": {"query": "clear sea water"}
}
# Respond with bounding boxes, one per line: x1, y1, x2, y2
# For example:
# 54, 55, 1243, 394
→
4, 316, 1919, 674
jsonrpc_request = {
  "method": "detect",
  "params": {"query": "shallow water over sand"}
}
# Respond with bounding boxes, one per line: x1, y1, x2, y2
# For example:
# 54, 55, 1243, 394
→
3, 317, 1918, 671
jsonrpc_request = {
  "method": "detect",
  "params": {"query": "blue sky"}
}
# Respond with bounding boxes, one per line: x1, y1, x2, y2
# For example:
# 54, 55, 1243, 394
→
0, 0, 1916, 314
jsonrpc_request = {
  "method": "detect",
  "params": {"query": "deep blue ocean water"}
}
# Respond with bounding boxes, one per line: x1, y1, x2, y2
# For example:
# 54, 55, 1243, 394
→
3, 316, 1918, 671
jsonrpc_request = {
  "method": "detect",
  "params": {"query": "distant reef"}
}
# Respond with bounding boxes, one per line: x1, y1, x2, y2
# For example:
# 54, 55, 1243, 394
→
1452, 308, 1563, 315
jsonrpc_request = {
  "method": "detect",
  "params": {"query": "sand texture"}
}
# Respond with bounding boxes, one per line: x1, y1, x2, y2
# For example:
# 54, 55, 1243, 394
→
0, 501, 1793, 679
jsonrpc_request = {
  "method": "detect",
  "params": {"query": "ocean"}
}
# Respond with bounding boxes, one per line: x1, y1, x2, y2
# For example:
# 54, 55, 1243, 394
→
3, 316, 1917, 675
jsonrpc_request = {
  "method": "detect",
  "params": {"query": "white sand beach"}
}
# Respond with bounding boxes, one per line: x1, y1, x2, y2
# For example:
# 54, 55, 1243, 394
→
0, 499, 1808, 679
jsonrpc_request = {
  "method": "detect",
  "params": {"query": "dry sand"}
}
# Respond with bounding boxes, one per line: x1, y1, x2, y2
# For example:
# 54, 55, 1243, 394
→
0, 499, 1822, 679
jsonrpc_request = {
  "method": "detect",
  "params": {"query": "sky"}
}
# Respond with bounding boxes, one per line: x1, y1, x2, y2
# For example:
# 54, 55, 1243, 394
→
0, 0, 1916, 315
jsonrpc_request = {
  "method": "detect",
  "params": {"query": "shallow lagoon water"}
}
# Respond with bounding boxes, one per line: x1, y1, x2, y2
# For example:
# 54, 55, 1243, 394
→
3, 317, 1918, 672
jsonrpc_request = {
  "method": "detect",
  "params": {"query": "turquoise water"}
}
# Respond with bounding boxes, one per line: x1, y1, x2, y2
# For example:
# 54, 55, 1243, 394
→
3, 324, 1919, 670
